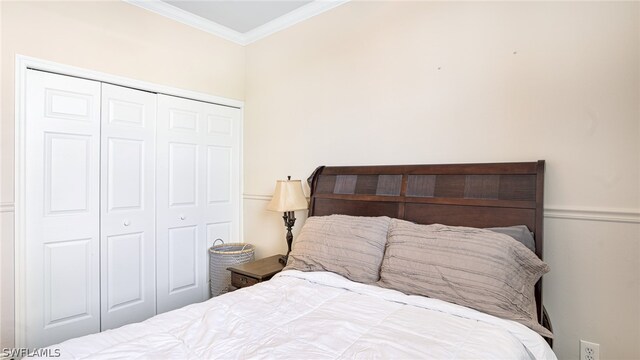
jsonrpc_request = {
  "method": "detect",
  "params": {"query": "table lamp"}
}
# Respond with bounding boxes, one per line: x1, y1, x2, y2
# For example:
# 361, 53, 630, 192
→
267, 176, 308, 265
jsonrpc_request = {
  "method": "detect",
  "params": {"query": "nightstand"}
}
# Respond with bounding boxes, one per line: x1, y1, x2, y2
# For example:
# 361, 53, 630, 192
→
227, 254, 285, 289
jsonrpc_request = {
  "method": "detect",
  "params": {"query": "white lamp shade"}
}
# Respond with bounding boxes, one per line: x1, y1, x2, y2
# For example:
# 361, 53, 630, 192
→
267, 179, 308, 212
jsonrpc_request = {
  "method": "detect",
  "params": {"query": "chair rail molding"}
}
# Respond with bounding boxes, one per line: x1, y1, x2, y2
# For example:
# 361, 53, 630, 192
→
244, 194, 640, 224
243, 194, 273, 202
544, 206, 640, 224
0, 202, 15, 213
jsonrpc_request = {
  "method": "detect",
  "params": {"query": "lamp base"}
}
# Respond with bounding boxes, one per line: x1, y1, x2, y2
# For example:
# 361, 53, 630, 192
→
279, 210, 296, 266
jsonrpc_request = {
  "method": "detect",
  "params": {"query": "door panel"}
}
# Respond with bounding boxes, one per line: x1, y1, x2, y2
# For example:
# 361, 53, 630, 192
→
169, 109, 199, 132
168, 143, 198, 207
203, 103, 241, 300
207, 146, 232, 204
44, 239, 92, 327
156, 95, 205, 313
157, 95, 240, 312
204, 104, 241, 266
100, 83, 156, 331
45, 89, 93, 121
106, 232, 144, 310
168, 226, 198, 293
107, 138, 144, 211
25, 70, 101, 347
107, 99, 146, 127
45, 133, 91, 214
207, 113, 233, 136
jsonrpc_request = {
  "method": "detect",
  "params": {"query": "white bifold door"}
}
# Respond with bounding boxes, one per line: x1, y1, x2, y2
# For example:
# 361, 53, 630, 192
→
100, 84, 157, 330
156, 94, 241, 314
25, 70, 101, 347
23, 69, 241, 348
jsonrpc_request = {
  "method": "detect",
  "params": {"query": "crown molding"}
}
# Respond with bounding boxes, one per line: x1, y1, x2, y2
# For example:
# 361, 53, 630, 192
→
243, 0, 349, 45
124, 0, 246, 44
123, 0, 349, 46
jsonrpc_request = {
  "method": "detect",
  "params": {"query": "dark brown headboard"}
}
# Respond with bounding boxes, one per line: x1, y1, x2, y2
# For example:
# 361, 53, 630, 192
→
307, 160, 549, 332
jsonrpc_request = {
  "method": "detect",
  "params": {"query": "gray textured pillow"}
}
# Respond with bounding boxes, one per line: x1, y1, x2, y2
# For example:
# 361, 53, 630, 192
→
378, 219, 551, 337
284, 215, 390, 284
487, 225, 536, 253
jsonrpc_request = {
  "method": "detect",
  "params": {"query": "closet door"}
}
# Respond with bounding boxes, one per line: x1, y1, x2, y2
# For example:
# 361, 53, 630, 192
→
202, 103, 241, 271
156, 94, 240, 313
100, 84, 157, 330
25, 70, 101, 347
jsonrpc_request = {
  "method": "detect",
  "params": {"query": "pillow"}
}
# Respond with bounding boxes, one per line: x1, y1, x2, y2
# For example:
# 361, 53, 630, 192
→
284, 215, 390, 284
378, 219, 552, 337
487, 225, 536, 253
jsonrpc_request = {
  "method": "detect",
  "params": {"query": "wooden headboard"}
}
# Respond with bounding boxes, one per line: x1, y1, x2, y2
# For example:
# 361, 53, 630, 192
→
307, 160, 550, 333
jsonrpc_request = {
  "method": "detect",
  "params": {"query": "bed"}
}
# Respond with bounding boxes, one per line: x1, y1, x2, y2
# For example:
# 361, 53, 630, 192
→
43, 161, 555, 359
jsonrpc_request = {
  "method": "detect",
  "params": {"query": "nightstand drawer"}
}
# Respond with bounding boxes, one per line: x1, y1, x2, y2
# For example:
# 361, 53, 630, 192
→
227, 255, 285, 291
231, 272, 259, 288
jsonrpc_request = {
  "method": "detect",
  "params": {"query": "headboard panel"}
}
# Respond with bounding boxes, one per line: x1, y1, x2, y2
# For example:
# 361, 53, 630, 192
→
307, 160, 547, 327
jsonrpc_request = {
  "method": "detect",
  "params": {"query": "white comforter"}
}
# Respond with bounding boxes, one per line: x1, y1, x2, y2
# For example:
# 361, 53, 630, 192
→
48, 270, 556, 359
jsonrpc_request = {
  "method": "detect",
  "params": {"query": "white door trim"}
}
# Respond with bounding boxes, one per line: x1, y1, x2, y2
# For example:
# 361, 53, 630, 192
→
14, 54, 245, 347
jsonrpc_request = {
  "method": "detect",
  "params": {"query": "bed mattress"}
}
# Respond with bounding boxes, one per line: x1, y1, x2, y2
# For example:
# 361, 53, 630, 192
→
45, 270, 556, 359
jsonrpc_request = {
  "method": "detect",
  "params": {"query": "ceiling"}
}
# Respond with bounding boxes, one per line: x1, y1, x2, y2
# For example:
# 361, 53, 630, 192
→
126, 0, 348, 45
164, 1, 312, 34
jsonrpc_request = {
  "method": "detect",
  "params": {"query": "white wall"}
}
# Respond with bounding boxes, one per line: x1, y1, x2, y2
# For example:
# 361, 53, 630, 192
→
0, 0, 246, 349
243, 2, 640, 359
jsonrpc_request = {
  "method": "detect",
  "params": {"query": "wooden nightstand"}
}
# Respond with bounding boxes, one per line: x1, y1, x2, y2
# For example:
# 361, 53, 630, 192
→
227, 255, 285, 289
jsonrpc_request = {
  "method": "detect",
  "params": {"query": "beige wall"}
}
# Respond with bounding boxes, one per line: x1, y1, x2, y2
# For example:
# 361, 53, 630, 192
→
2, 1, 639, 359
244, 2, 640, 360
0, 0, 245, 349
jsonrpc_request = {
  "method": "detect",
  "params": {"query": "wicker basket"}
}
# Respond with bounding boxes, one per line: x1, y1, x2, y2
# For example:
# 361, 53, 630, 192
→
209, 239, 255, 297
